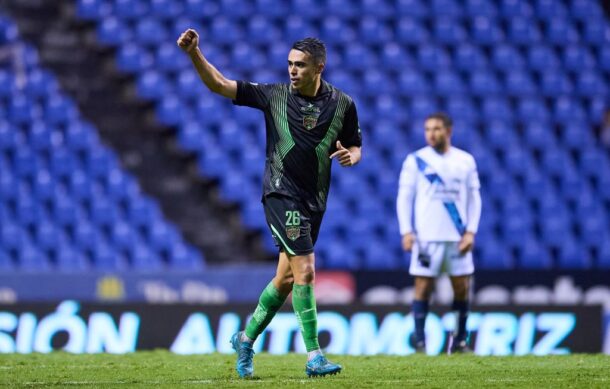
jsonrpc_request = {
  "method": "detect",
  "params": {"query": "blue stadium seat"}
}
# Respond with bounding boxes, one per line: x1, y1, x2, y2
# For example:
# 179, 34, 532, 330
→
535, 0, 568, 20
18, 247, 52, 272
362, 238, 396, 269
397, 0, 428, 18
283, 16, 316, 43
464, 0, 497, 17
136, 71, 169, 101
558, 239, 592, 269
45, 94, 77, 125
116, 44, 151, 74
582, 18, 610, 46
478, 238, 513, 270
598, 45, 610, 72
560, 122, 594, 150
358, 17, 392, 45
167, 242, 205, 270
363, 0, 395, 19
417, 45, 451, 71
516, 98, 550, 124
539, 70, 574, 96
485, 120, 516, 150
256, 0, 289, 18
73, 220, 99, 251
9, 94, 39, 124
92, 242, 128, 271
454, 44, 488, 72
545, 18, 579, 45
150, 0, 183, 19
434, 71, 465, 95
56, 246, 90, 272
0, 249, 14, 271
579, 148, 609, 179
130, 244, 164, 271
156, 42, 189, 72
527, 44, 561, 71
381, 42, 413, 71
522, 121, 553, 150
504, 70, 536, 96
76, 0, 111, 20
468, 71, 501, 96
343, 44, 376, 71
97, 17, 130, 46
553, 97, 586, 124
398, 71, 430, 96
396, 18, 430, 44
540, 147, 575, 177
433, 18, 467, 45
518, 238, 552, 269
508, 17, 541, 45
156, 96, 182, 126
576, 70, 607, 97
500, 0, 534, 19
247, 16, 280, 45
481, 98, 513, 122
563, 46, 596, 72
114, 0, 148, 20
599, 238, 610, 269
25, 69, 59, 98
491, 44, 525, 71
134, 19, 168, 47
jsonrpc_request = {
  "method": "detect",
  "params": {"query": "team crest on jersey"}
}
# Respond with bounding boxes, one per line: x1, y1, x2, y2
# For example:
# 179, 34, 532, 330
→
286, 226, 300, 241
303, 115, 317, 130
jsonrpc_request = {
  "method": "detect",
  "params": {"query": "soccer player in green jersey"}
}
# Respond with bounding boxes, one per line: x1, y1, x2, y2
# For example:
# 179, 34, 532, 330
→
178, 29, 362, 378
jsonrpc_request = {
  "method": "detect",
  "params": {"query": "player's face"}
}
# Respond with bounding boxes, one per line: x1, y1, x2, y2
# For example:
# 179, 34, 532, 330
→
287, 49, 323, 91
424, 118, 451, 150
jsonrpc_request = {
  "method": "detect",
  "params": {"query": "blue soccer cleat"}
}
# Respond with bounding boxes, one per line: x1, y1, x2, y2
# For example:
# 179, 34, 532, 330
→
230, 331, 254, 378
305, 355, 342, 378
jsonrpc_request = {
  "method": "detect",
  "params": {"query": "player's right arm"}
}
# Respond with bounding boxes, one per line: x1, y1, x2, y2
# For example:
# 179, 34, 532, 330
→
397, 154, 417, 251
177, 29, 237, 100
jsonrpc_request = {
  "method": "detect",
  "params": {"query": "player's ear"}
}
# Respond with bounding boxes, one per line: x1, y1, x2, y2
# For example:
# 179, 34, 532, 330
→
316, 62, 325, 74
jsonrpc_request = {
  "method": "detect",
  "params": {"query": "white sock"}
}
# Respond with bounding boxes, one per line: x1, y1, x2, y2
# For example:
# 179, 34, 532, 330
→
240, 332, 254, 344
307, 349, 323, 361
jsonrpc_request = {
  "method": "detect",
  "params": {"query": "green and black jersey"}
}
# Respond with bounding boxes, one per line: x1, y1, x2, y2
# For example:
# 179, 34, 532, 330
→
233, 80, 362, 212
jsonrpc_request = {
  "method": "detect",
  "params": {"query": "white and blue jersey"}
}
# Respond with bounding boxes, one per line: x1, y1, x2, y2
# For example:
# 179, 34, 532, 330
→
397, 146, 481, 242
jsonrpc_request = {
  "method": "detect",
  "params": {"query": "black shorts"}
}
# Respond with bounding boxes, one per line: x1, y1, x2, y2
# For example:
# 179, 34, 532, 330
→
263, 194, 323, 256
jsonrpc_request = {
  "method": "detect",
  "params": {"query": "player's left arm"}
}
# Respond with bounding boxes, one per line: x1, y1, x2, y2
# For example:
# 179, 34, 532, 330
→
459, 157, 482, 254
331, 100, 362, 167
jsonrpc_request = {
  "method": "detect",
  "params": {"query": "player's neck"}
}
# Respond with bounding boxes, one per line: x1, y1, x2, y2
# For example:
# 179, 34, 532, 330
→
297, 78, 322, 97
432, 143, 451, 155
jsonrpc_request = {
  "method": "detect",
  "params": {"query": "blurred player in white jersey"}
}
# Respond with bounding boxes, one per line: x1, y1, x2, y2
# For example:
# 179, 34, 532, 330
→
396, 112, 482, 354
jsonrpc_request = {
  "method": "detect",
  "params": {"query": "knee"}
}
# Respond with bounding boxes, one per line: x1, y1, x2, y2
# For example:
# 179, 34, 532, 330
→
294, 265, 315, 285
453, 285, 469, 300
273, 275, 294, 295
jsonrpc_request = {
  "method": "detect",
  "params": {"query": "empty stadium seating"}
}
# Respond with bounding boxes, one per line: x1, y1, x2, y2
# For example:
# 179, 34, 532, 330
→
0, 13, 205, 271
70, 0, 610, 270
3, 0, 610, 271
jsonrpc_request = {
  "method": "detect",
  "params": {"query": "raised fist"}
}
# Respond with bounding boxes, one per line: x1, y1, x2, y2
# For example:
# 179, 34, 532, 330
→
177, 29, 199, 53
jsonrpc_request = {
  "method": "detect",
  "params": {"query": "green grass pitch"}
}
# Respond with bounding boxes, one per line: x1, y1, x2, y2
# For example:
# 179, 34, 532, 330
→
1, 352, 609, 388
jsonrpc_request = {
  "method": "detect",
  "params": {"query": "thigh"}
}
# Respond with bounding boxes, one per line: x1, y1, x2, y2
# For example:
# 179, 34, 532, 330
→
263, 195, 314, 256
409, 241, 445, 277
445, 242, 475, 276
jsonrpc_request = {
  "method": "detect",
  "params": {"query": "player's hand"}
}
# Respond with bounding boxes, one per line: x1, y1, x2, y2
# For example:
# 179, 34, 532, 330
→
329, 141, 355, 167
401, 233, 415, 251
459, 232, 475, 255
177, 29, 199, 54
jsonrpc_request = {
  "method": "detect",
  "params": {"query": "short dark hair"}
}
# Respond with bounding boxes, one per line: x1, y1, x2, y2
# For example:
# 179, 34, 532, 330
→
426, 112, 453, 128
292, 37, 327, 65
